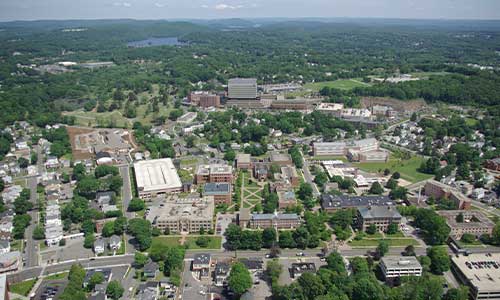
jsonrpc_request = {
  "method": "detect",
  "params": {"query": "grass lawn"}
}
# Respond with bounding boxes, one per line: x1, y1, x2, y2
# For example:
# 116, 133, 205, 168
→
304, 79, 371, 92
242, 201, 254, 208
465, 118, 479, 127
45, 272, 68, 280
353, 155, 432, 183
180, 158, 198, 166
10, 278, 37, 296
11, 240, 23, 252
349, 238, 419, 247
245, 181, 260, 189
151, 235, 222, 250
63, 110, 132, 128
386, 232, 406, 238
184, 236, 222, 250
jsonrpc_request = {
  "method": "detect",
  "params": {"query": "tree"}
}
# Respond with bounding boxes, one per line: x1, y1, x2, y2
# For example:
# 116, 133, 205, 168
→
297, 182, 313, 200
88, 272, 104, 291
402, 245, 416, 256
314, 172, 329, 188
461, 233, 475, 244
195, 236, 210, 248
492, 223, 500, 245
376, 240, 389, 258
33, 225, 45, 240
298, 272, 325, 300
455, 212, 464, 223
386, 223, 399, 235
106, 280, 124, 300
128, 198, 145, 212
266, 260, 282, 284
18, 157, 29, 169
368, 182, 384, 195
326, 252, 346, 275
134, 251, 148, 268
389, 186, 407, 200
410, 112, 418, 122
414, 208, 451, 245
228, 262, 252, 295
127, 218, 152, 251
164, 247, 185, 276
366, 224, 377, 235
0, 178, 4, 192
352, 277, 384, 300
386, 178, 398, 190
391, 171, 401, 180
427, 246, 450, 274
279, 230, 296, 248
84, 233, 96, 249
94, 165, 119, 178
262, 228, 277, 248
444, 286, 469, 300
224, 224, 242, 251
224, 149, 236, 161
102, 222, 115, 237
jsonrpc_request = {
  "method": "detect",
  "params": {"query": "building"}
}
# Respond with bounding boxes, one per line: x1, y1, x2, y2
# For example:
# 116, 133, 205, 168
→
134, 158, 183, 199
269, 152, 293, 166
45, 201, 63, 246
143, 261, 159, 278
192, 253, 212, 279
147, 197, 214, 234
214, 262, 230, 286
109, 235, 121, 251
313, 138, 379, 157
437, 210, 495, 239
94, 238, 105, 255
203, 183, 232, 205
0, 251, 20, 273
357, 206, 402, 232
136, 282, 159, 300
228, 78, 257, 100
188, 92, 220, 108
277, 190, 297, 210
277, 166, 300, 187
270, 99, 319, 111
253, 162, 269, 181
357, 150, 390, 162
321, 194, 395, 212
485, 158, 500, 171
177, 112, 197, 124
236, 153, 251, 170
290, 263, 316, 279
248, 212, 301, 230
424, 180, 472, 210
195, 164, 233, 184
0, 241, 9, 254
0, 274, 9, 300
380, 256, 422, 280
451, 253, 500, 300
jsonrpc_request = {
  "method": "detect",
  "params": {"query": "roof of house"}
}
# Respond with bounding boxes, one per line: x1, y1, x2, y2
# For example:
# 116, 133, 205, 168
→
144, 261, 159, 273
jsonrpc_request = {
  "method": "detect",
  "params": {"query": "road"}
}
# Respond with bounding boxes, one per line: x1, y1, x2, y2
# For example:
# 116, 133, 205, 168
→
471, 199, 500, 218
8, 255, 134, 283
119, 165, 134, 218
25, 175, 39, 268
300, 151, 320, 197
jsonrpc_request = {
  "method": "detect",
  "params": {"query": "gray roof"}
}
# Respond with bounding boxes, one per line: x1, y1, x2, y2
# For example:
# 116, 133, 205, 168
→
358, 206, 402, 219
251, 213, 300, 221
321, 194, 394, 209
381, 256, 422, 269
204, 182, 231, 195
228, 78, 257, 85
193, 253, 211, 265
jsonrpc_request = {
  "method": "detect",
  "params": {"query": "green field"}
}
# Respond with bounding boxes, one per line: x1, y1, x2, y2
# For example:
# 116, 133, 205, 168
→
349, 238, 419, 247
45, 272, 69, 280
10, 278, 37, 296
310, 156, 348, 162
304, 79, 371, 91
151, 235, 222, 250
353, 155, 432, 183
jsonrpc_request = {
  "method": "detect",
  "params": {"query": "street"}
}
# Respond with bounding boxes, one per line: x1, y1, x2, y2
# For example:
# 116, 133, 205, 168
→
119, 165, 134, 218
300, 151, 320, 197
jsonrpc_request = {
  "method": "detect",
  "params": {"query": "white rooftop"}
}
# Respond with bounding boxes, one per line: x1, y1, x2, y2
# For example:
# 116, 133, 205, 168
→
134, 158, 182, 193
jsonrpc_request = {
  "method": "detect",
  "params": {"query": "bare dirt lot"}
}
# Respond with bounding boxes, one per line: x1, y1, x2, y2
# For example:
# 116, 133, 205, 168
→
67, 126, 95, 160
361, 97, 427, 112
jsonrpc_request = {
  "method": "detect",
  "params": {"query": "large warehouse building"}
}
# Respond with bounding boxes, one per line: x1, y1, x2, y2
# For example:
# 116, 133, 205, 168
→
134, 158, 182, 199
228, 78, 258, 100
451, 253, 500, 300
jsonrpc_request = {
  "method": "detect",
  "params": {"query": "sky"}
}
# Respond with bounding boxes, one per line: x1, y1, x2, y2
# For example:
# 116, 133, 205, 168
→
0, 0, 500, 22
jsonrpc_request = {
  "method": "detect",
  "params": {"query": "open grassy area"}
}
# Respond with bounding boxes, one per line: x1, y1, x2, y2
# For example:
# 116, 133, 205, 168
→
310, 156, 348, 162
151, 235, 222, 250
63, 110, 132, 128
353, 155, 432, 183
45, 272, 68, 280
465, 118, 479, 127
349, 238, 419, 247
304, 79, 371, 91
10, 278, 37, 296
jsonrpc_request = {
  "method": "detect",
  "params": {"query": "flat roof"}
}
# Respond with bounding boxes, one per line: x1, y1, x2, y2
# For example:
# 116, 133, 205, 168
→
228, 78, 257, 85
437, 210, 495, 229
358, 206, 401, 219
147, 197, 214, 223
270, 152, 291, 162
204, 183, 231, 195
381, 256, 422, 269
134, 158, 182, 193
236, 153, 251, 163
194, 253, 211, 265
452, 253, 500, 292
321, 194, 394, 209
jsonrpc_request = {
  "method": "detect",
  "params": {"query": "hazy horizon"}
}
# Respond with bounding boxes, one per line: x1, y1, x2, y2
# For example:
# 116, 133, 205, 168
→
1, 0, 500, 22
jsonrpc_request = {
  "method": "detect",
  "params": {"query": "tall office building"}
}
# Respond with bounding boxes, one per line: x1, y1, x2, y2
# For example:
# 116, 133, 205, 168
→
228, 78, 258, 100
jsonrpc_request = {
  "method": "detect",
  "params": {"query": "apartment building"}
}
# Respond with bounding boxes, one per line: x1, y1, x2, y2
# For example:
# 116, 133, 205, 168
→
195, 164, 233, 184
437, 210, 495, 239
380, 256, 422, 280
424, 180, 472, 210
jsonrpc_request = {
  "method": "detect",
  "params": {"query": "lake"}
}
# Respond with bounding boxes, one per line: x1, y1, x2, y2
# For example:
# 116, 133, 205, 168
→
127, 37, 186, 48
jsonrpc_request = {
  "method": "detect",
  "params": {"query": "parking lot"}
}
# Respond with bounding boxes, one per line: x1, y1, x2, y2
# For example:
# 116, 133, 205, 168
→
278, 257, 327, 286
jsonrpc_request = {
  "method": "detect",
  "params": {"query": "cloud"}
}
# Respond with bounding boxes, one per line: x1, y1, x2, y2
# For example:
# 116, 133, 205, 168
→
154, 2, 166, 8
215, 3, 242, 10
201, 4, 209, 8
113, 2, 132, 7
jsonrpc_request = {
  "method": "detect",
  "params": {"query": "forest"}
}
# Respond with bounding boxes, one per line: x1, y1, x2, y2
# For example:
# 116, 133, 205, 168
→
0, 19, 500, 127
